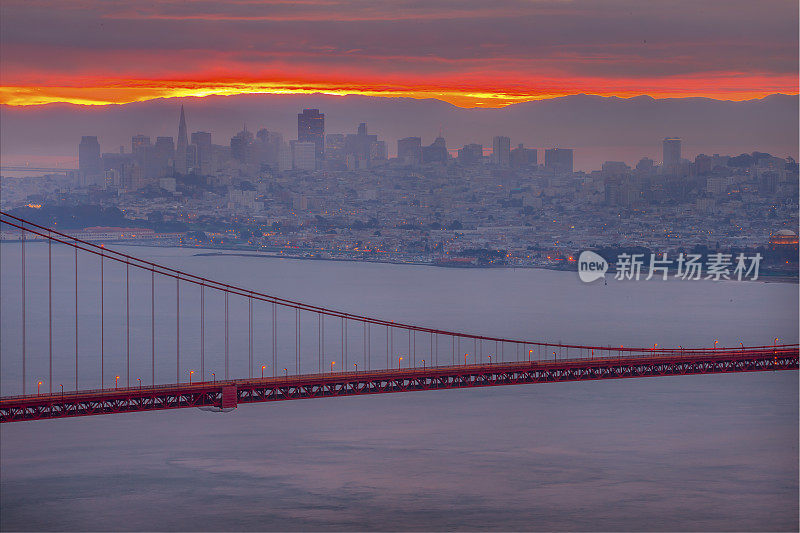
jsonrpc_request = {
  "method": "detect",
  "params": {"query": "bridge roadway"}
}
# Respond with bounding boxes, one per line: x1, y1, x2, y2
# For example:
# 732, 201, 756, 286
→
2, 346, 797, 423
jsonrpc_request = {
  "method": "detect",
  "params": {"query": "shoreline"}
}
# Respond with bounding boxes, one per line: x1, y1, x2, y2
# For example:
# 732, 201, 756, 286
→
4, 238, 796, 283
188, 249, 799, 284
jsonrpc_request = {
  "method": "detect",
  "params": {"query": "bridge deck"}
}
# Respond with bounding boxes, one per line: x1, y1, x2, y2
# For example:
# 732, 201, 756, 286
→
2, 347, 797, 423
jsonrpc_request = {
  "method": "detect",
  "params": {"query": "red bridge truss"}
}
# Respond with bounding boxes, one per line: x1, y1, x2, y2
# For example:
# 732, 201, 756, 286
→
1, 211, 797, 423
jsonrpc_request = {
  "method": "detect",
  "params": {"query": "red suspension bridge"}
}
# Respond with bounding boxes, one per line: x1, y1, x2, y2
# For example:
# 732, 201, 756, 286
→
1, 211, 797, 423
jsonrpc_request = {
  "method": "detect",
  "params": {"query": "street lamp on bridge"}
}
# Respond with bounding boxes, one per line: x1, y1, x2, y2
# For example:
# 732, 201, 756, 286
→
188, 371, 194, 385
261, 365, 266, 379
331, 361, 335, 373
398, 356, 403, 369
115, 376, 120, 390
37, 381, 43, 396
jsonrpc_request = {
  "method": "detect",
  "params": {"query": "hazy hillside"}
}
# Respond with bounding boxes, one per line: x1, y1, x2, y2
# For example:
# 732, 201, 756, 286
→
1, 93, 797, 171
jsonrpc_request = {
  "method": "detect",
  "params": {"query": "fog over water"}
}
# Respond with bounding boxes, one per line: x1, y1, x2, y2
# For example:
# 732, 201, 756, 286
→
1, 244, 798, 531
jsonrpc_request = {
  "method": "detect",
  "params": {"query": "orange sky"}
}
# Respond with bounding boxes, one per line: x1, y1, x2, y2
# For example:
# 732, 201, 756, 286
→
2, 75, 798, 108
1, 0, 797, 108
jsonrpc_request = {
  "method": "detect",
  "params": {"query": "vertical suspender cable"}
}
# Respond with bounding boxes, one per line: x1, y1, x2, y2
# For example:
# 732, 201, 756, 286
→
176, 277, 180, 382
48, 234, 52, 393
341, 317, 344, 369
224, 291, 229, 380
152, 269, 155, 386
100, 251, 104, 389
126, 261, 130, 387
200, 284, 204, 381
75, 246, 78, 390
296, 308, 300, 374
21, 222, 25, 395
248, 294, 253, 378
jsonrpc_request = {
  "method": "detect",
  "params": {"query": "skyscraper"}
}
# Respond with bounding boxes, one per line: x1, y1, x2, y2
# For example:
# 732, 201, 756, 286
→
422, 136, 448, 164
230, 128, 254, 163
662, 137, 681, 173
297, 109, 325, 161
492, 136, 511, 167
78, 136, 102, 185
325, 134, 346, 167
544, 148, 574, 173
343, 123, 386, 169
457, 144, 483, 165
510, 144, 537, 167
291, 141, 317, 171
154, 136, 175, 177
131, 134, 151, 154
397, 137, 422, 166
175, 105, 189, 174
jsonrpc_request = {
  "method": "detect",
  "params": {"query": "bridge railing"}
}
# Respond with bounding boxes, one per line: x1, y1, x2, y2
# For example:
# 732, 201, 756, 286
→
3, 346, 797, 404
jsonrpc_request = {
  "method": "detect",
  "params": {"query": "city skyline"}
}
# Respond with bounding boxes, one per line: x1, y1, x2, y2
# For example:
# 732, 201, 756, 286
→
74, 104, 710, 184
1, 1, 797, 107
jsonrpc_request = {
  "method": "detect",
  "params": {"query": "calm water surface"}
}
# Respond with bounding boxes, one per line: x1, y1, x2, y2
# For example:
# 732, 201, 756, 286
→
1, 244, 797, 531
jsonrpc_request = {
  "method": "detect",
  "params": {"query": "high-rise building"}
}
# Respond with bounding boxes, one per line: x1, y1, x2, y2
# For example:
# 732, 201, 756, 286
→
175, 105, 189, 174
457, 144, 483, 165
191, 131, 211, 149
325, 134, 346, 167
154, 136, 175, 177
544, 148, 574, 174
297, 109, 325, 161
510, 144, 537, 167
662, 137, 681, 173
78, 136, 102, 185
278, 142, 293, 171
422, 136, 448, 164
343, 123, 386, 169
694, 153, 712, 176
397, 137, 422, 166
601, 161, 630, 176
131, 134, 151, 154
291, 141, 317, 170
191, 131, 212, 173
492, 136, 511, 167
254, 129, 282, 169
636, 157, 655, 174
230, 128, 254, 163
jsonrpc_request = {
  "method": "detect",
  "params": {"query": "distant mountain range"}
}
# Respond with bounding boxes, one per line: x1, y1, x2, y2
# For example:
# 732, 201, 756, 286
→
1, 93, 797, 171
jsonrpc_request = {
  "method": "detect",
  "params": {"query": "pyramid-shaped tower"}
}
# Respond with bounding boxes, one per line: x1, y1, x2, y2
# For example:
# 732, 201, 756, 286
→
175, 105, 189, 174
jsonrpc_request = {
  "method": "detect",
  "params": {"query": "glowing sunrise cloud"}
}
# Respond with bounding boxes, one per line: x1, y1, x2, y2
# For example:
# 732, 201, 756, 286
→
2, 71, 797, 108
1, 0, 797, 108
